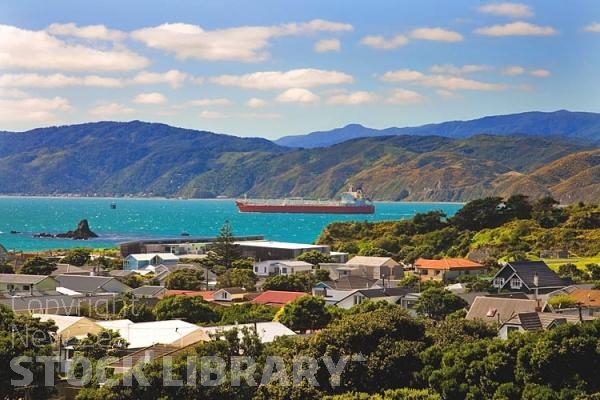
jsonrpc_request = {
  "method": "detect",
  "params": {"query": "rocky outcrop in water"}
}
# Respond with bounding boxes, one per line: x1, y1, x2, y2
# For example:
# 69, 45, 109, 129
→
34, 219, 98, 240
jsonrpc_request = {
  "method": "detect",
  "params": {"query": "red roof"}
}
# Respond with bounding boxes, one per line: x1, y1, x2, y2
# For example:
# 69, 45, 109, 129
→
414, 258, 484, 270
164, 290, 215, 301
251, 290, 307, 307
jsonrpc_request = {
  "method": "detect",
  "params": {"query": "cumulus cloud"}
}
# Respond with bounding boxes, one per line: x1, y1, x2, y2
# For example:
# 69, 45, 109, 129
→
133, 92, 167, 104
477, 3, 534, 19
275, 88, 319, 104
360, 34, 408, 50
475, 21, 557, 36
430, 64, 493, 75
0, 88, 29, 98
90, 102, 134, 117
131, 19, 352, 62
129, 70, 189, 89
187, 98, 232, 107
314, 38, 341, 53
211, 68, 353, 90
199, 110, 226, 119
0, 73, 123, 88
47, 23, 126, 41
246, 98, 268, 108
0, 96, 71, 124
381, 68, 507, 91
529, 68, 550, 77
409, 27, 463, 42
327, 91, 377, 105
238, 112, 281, 119
386, 88, 426, 104
0, 24, 149, 71
436, 89, 458, 98
583, 22, 600, 32
502, 65, 525, 75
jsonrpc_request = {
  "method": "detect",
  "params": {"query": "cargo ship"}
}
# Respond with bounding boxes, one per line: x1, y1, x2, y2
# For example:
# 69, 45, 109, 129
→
235, 187, 375, 214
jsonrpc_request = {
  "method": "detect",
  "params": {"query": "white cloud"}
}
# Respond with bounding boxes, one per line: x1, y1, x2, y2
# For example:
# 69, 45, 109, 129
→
409, 27, 463, 42
131, 19, 352, 62
381, 68, 507, 91
314, 39, 341, 53
477, 3, 534, 19
275, 88, 320, 104
90, 102, 134, 117
0, 88, 29, 98
529, 68, 550, 77
327, 91, 377, 105
238, 112, 281, 119
502, 65, 525, 75
211, 68, 353, 90
475, 21, 557, 36
436, 89, 459, 98
187, 98, 232, 107
129, 70, 189, 89
360, 34, 408, 50
246, 98, 268, 108
430, 64, 493, 75
386, 88, 426, 104
0, 73, 123, 88
0, 96, 71, 124
133, 92, 167, 104
381, 69, 425, 82
0, 24, 149, 72
200, 110, 226, 119
47, 23, 126, 41
583, 22, 600, 33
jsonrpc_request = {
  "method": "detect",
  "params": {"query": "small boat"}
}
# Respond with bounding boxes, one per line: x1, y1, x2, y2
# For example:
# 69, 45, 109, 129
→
235, 186, 375, 214
10, 230, 20, 234
110, 202, 117, 209
181, 231, 190, 236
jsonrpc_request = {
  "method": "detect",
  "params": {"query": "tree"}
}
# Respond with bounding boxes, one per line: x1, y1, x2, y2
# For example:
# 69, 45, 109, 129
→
231, 257, 254, 270
207, 220, 242, 268
450, 196, 505, 231
314, 268, 331, 281
557, 263, 588, 281
20, 256, 57, 275
586, 263, 600, 280
120, 274, 144, 289
218, 303, 277, 325
296, 250, 334, 266
216, 268, 257, 291
505, 194, 533, 220
413, 210, 447, 234
415, 287, 468, 321
118, 303, 155, 322
164, 268, 205, 290
262, 273, 316, 293
61, 248, 91, 266
0, 262, 14, 273
153, 295, 219, 323
279, 295, 331, 332
73, 329, 128, 360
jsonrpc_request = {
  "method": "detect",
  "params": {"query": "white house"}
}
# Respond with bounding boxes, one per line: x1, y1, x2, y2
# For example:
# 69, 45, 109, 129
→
253, 260, 313, 276
124, 253, 179, 271
333, 287, 411, 310
212, 287, 247, 302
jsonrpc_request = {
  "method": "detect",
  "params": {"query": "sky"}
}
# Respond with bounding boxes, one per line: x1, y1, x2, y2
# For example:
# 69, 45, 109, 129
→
0, 0, 598, 139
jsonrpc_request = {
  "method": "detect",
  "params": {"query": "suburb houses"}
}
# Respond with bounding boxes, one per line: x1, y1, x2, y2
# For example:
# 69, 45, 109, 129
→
414, 258, 487, 282
492, 261, 568, 294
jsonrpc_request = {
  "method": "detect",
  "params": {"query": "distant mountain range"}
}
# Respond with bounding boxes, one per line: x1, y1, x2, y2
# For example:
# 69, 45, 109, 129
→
275, 110, 600, 148
1, 110, 600, 203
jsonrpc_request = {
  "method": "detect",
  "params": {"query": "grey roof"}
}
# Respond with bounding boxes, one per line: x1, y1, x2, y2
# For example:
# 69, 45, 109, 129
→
322, 276, 377, 290
132, 285, 166, 297
504, 312, 587, 331
55, 275, 129, 293
357, 287, 412, 299
51, 264, 89, 276
466, 296, 537, 324
504, 261, 568, 289
0, 273, 53, 285
109, 270, 135, 278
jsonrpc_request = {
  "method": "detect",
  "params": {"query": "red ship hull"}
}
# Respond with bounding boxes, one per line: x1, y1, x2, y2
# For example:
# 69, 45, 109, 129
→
235, 201, 374, 214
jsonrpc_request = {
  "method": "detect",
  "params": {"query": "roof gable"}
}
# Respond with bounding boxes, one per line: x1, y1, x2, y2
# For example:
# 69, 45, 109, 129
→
506, 261, 567, 289
347, 256, 398, 267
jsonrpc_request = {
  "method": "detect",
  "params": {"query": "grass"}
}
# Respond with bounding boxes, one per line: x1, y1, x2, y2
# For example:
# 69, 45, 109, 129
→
541, 256, 600, 271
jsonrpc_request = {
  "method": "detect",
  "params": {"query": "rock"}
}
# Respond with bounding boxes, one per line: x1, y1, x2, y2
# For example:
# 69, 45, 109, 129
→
35, 219, 98, 240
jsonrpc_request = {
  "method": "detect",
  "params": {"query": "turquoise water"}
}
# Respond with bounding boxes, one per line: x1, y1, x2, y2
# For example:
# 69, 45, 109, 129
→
0, 197, 463, 251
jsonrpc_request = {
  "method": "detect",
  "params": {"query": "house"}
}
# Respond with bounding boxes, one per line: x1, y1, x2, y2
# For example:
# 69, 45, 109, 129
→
498, 312, 590, 339
108, 343, 193, 374
414, 258, 486, 282
316, 275, 377, 291
0, 293, 119, 315
545, 287, 600, 317
251, 290, 307, 307
235, 240, 330, 261
131, 285, 167, 298
97, 319, 209, 350
466, 296, 538, 325
491, 261, 568, 294
334, 287, 411, 310
50, 264, 90, 276
55, 275, 132, 295
123, 253, 179, 271
0, 273, 58, 293
344, 256, 404, 280
201, 321, 296, 343
253, 260, 313, 276
212, 287, 247, 302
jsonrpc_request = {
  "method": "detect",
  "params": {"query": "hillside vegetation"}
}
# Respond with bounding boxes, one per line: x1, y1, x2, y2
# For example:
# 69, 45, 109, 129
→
317, 195, 600, 266
2, 120, 600, 202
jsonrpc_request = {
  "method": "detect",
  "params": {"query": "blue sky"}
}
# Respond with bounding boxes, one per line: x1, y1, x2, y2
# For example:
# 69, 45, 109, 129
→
0, 0, 598, 139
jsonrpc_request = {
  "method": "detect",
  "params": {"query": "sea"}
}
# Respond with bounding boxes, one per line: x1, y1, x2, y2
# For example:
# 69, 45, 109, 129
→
0, 197, 463, 252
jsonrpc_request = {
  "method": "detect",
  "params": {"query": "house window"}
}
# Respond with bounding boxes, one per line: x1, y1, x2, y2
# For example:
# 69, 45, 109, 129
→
353, 295, 364, 305
254, 266, 258, 273
493, 278, 505, 287
23, 285, 30, 291
510, 278, 522, 289
506, 326, 520, 337
281, 267, 287, 274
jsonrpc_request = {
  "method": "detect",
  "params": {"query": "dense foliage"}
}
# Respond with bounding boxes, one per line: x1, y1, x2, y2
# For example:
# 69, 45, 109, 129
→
164, 268, 205, 290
